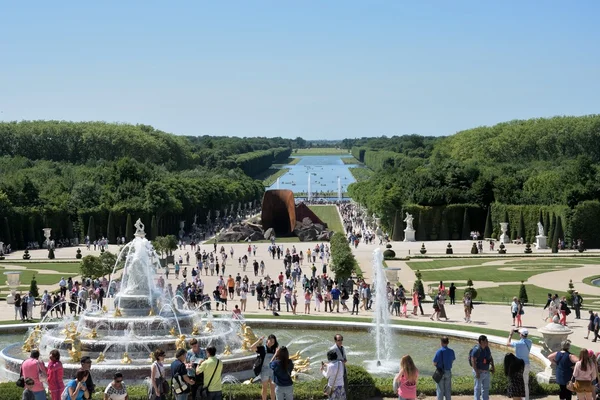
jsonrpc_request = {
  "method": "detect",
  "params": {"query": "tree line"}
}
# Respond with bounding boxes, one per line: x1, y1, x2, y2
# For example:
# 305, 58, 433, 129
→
349, 115, 600, 246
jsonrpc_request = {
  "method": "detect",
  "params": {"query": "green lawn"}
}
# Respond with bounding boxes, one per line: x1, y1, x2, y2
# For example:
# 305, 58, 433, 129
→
274, 157, 301, 165
505, 257, 600, 265
293, 148, 349, 156
0, 262, 81, 273
308, 205, 344, 233
472, 284, 572, 305
419, 264, 577, 283
0, 262, 80, 287
407, 258, 499, 270
349, 167, 374, 182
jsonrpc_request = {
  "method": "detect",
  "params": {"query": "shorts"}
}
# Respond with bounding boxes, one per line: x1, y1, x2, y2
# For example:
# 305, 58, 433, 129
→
261, 363, 274, 382
228, 287, 234, 294
512, 312, 517, 318
221, 298, 228, 304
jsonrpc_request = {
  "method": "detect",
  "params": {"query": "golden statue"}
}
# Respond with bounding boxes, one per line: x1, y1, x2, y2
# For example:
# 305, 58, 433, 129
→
175, 334, 187, 350
169, 327, 177, 336
289, 351, 301, 361
22, 325, 43, 352
121, 352, 132, 364
69, 344, 82, 363
102, 305, 108, 313
192, 324, 200, 336
293, 357, 311, 374
238, 323, 258, 351
87, 329, 98, 339
204, 321, 214, 333
148, 308, 155, 316
96, 353, 105, 363
223, 345, 232, 356
114, 307, 122, 317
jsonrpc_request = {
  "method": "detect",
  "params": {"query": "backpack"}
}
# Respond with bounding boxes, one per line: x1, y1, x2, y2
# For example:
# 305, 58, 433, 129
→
468, 345, 480, 367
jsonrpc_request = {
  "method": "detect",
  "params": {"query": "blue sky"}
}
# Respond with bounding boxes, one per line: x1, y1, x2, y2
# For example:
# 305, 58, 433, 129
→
1, 1, 599, 140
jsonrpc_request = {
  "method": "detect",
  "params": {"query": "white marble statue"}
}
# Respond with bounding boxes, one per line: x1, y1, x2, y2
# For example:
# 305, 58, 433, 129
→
537, 222, 545, 237
403, 212, 414, 231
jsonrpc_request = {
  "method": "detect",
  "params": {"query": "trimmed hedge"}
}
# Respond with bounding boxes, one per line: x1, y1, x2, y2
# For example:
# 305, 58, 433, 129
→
570, 200, 600, 248
397, 204, 485, 241
489, 204, 571, 244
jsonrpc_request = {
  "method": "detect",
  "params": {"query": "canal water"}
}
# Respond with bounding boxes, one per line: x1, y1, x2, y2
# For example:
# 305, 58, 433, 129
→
267, 155, 357, 198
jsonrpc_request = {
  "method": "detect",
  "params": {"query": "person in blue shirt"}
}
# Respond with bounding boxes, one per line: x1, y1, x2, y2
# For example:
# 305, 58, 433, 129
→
507, 328, 532, 400
269, 346, 294, 400
433, 336, 456, 400
331, 285, 341, 313
471, 335, 495, 400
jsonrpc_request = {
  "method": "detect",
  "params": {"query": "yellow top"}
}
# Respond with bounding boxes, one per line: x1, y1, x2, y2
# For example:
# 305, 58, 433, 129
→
196, 357, 222, 392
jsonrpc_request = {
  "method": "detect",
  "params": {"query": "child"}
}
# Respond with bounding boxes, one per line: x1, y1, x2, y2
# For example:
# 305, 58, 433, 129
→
401, 298, 408, 318
393, 355, 419, 400
22, 378, 35, 400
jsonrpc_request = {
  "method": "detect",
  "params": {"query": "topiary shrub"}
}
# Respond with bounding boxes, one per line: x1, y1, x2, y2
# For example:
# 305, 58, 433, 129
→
446, 243, 453, 254
383, 248, 395, 259
29, 276, 39, 298
464, 279, 478, 300
519, 281, 528, 304
347, 364, 377, 400
22, 249, 31, 260
470, 243, 478, 254
524, 243, 532, 254
420, 243, 427, 254
498, 243, 506, 254
76, 249, 82, 259
48, 248, 55, 259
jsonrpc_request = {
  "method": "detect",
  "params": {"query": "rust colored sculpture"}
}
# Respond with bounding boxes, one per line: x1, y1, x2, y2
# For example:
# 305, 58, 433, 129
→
261, 190, 296, 234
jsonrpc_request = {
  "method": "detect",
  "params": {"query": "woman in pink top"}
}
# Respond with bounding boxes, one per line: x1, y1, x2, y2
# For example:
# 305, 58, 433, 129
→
572, 348, 596, 400
21, 349, 47, 400
47, 349, 64, 400
393, 355, 419, 400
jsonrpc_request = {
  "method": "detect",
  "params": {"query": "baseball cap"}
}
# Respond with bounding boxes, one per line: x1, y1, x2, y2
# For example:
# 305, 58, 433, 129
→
519, 328, 529, 336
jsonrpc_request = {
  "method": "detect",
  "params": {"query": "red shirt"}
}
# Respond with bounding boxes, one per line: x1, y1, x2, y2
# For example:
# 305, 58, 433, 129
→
22, 358, 47, 392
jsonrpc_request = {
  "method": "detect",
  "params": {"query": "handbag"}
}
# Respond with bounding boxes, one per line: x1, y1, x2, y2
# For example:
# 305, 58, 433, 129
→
199, 359, 220, 399
16, 362, 24, 388
432, 349, 444, 383
566, 378, 575, 392
323, 361, 341, 397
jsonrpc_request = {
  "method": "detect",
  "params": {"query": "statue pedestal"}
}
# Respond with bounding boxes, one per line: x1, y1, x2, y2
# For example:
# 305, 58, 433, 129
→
499, 234, 510, 244
536, 235, 548, 249
404, 229, 416, 242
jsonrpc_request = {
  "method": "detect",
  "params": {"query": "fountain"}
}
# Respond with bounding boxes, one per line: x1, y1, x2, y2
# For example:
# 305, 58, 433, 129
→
371, 248, 392, 369
536, 316, 573, 383
0, 219, 257, 384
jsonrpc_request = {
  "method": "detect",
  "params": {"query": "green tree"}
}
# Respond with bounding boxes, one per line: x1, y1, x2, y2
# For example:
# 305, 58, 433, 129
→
461, 208, 471, 240
552, 216, 564, 253
87, 216, 96, 242
543, 212, 550, 238
566, 279, 575, 306
107, 211, 116, 244
518, 211, 525, 240
125, 214, 133, 241
29, 275, 39, 298
483, 207, 492, 239
519, 281, 528, 303
548, 213, 556, 246
152, 235, 179, 260
80, 252, 116, 279
150, 215, 158, 241
329, 232, 358, 281
1, 217, 11, 246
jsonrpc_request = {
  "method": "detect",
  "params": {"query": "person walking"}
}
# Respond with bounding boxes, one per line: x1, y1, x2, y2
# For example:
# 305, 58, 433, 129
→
196, 346, 223, 400
511, 297, 519, 326
269, 346, 294, 400
515, 300, 524, 328
321, 350, 345, 400
471, 335, 495, 400
548, 340, 578, 400
448, 283, 456, 305
47, 349, 64, 400
572, 349, 596, 400
330, 334, 348, 396
433, 336, 455, 400
431, 292, 441, 321
21, 349, 47, 400
463, 293, 473, 323
573, 291, 583, 319
393, 355, 419, 400
507, 328, 532, 400
503, 353, 525, 400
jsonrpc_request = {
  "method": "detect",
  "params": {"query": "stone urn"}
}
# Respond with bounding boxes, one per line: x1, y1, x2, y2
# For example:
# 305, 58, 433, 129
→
4, 271, 22, 304
536, 316, 573, 383
499, 222, 510, 244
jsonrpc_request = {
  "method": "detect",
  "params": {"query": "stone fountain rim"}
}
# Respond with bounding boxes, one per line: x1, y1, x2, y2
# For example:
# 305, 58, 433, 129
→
0, 318, 552, 370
